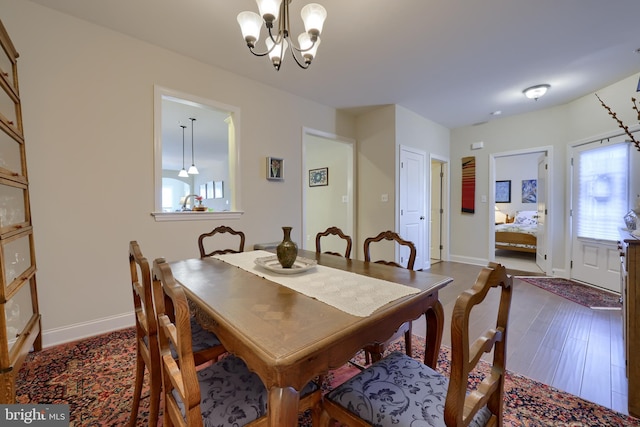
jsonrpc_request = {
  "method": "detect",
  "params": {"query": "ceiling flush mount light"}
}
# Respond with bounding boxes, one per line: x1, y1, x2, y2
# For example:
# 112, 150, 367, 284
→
178, 125, 188, 178
187, 118, 199, 175
523, 84, 550, 100
237, 0, 327, 71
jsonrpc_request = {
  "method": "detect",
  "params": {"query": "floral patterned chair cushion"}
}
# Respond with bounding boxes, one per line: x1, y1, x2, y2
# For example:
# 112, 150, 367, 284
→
165, 317, 222, 359
325, 351, 492, 427
174, 354, 319, 426
189, 317, 222, 353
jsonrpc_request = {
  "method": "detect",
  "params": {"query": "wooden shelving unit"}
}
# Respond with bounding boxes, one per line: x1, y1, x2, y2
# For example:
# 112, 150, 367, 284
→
0, 18, 42, 403
619, 228, 639, 417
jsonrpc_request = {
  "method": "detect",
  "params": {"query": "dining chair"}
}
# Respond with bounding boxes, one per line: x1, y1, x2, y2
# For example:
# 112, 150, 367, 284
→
361, 230, 417, 364
315, 226, 353, 258
127, 241, 226, 427
363, 230, 417, 269
197, 225, 246, 258
152, 257, 322, 427
320, 262, 513, 427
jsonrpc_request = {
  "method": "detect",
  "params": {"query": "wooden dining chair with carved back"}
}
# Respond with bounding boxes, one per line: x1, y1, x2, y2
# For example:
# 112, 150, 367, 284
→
315, 226, 353, 258
198, 225, 246, 258
361, 230, 417, 364
127, 241, 226, 427
152, 257, 322, 427
320, 262, 513, 427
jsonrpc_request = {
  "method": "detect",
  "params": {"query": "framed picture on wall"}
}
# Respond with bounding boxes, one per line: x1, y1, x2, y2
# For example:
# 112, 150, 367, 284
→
267, 157, 283, 181
495, 180, 511, 203
309, 167, 328, 187
214, 181, 224, 198
522, 179, 537, 203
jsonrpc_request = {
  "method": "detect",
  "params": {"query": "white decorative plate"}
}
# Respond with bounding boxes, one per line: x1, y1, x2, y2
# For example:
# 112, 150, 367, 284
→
254, 255, 317, 274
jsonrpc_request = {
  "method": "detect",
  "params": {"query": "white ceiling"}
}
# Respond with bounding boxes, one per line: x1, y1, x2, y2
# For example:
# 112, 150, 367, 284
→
28, 0, 640, 129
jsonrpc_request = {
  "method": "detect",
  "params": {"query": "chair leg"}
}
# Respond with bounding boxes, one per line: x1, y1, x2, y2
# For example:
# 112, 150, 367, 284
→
127, 348, 145, 427
148, 365, 161, 427
404, 323, 413, 357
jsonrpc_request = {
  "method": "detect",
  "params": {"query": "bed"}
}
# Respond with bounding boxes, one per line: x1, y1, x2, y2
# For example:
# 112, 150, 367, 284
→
495, 210, 538, 253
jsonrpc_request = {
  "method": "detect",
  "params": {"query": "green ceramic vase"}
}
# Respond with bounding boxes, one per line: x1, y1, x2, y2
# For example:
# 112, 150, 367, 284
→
276, 226, 298, 268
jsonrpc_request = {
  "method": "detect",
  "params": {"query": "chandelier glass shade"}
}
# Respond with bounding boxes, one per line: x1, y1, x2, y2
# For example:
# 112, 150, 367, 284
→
178, 125, 188, 178
237, 0, 327, 70
188, 117, 199, 175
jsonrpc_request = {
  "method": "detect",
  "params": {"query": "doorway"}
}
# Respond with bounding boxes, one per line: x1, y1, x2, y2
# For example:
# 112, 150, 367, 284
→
490, 147, 552, 274
430, 157, 448, 264
302, 129, 356, 256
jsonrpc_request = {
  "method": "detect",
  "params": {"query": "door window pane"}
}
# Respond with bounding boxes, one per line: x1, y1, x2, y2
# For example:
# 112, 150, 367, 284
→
576, 143, 628, 240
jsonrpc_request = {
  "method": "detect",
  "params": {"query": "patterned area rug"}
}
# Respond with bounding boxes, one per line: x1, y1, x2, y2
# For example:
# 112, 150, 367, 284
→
517, 276, 622, 309
15, 328, 639, 426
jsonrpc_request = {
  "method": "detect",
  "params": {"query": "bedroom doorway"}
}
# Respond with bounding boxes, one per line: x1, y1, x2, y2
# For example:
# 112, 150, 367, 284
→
490, 147, 552, 274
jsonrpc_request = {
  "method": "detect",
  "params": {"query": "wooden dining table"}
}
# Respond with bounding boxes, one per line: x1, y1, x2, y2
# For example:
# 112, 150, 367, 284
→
169, 249, 452, 427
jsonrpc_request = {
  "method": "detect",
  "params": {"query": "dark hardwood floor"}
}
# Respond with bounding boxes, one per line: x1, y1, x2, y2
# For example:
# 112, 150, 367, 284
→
413, 260, 628, 415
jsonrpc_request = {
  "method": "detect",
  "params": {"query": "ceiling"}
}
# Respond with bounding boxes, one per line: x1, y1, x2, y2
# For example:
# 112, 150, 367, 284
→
28, 0, 640, 129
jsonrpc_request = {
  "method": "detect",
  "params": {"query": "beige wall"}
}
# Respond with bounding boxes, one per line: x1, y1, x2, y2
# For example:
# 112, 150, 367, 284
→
450, 73, 640, 274
355, 105, 450, 263
3, 1, 356, 345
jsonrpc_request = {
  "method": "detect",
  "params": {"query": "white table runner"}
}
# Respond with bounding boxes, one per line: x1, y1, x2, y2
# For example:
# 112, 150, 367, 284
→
213, 251, 420, 317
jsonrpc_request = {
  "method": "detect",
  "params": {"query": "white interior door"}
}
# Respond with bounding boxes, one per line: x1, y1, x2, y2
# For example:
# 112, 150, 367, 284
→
570, 140, 628, 292
399, 146, 427, 270
536, 155, 548, 273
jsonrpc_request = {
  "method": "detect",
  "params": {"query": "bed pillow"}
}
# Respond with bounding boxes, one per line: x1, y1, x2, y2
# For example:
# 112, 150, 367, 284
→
514, 210, 538, 225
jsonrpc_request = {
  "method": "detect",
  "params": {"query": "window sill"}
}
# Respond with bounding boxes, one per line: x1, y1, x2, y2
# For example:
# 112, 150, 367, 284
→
151, 211, 244, 222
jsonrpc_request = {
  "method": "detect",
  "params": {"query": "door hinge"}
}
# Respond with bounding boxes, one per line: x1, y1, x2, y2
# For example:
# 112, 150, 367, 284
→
439, 245, 443, 250
544, 254, 547, 260
570, 260, 573, 269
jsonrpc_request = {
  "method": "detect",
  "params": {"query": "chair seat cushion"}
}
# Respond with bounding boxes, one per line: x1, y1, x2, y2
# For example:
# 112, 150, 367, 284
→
325, 351, 492, 427
189, 316, 222, 353
175, 354, 319, 426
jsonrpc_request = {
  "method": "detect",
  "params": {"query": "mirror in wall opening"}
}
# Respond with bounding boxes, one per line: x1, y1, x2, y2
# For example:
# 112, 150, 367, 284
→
156, 88, 238, 213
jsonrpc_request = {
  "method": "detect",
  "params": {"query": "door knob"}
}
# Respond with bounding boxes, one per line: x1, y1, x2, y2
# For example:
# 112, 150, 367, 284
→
420, 216, 425, 220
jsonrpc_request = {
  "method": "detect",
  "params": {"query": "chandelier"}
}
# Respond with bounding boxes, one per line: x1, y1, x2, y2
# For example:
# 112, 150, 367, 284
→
237, 0, 327, 71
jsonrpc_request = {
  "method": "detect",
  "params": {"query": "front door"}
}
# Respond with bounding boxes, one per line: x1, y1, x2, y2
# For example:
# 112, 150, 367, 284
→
570, 139, 629, 292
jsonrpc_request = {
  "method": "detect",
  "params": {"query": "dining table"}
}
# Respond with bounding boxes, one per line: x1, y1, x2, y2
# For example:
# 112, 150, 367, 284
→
169, 249, 452, 427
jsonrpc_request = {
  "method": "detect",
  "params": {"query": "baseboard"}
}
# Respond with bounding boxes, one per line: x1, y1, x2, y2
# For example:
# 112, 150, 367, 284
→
549, 268, 568, 279
449, 254, 488, 266
41, 312, 135, 349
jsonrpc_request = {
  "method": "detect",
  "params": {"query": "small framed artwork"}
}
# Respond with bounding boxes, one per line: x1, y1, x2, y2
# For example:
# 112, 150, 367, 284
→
495, 180, 511, 203
214, 181, 224, 199
267, 157, 283, 181
309, 167, 328, 187
206, 181, 214, 199
522, 179, 537, 203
